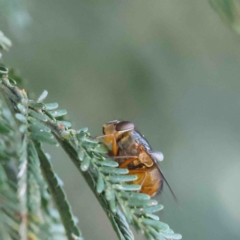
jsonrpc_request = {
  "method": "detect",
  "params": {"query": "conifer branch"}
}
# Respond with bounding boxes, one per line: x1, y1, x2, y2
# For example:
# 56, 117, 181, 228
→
0, 72, 83, 240
0, 31, 12, 52
0, 31, 182, 240
0, 67, 182, 240
0, 74, 134, 240
34, 141, 83, 240
209, 0, 240, 35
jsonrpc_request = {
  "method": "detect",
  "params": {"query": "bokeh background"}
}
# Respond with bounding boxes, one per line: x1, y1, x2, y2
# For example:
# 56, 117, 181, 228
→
1, 1, 240, 239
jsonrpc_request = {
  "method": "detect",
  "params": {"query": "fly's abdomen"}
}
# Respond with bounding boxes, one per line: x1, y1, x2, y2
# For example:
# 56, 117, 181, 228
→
131, 165, 163, 197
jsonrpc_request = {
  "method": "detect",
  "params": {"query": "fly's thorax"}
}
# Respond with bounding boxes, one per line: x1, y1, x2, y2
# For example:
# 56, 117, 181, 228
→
118, 132, 138, 155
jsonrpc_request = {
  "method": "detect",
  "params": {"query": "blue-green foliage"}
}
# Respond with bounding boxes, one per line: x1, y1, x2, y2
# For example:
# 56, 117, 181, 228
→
0, 31, 181, 240
209, 0, 240, 34
0, 67, 78, 240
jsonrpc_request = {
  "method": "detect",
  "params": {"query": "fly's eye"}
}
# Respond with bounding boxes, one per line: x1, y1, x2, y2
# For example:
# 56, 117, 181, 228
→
115, 121, 134, 132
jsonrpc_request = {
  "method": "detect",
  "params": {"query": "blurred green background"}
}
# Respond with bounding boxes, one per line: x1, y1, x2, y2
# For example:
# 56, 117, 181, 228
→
1, 1, 240, 239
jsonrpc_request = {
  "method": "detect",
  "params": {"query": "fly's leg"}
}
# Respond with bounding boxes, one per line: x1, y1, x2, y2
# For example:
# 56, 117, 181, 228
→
118, 158, 147, 192
96, 134, 118, 155
118, 158, 138, 168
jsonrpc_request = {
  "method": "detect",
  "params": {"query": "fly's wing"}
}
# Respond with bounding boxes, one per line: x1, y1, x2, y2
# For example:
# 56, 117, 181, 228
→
149, 151, 178, 204
158, 167, 178, 204
132, 130, 152, 151
133, 130, 178, 203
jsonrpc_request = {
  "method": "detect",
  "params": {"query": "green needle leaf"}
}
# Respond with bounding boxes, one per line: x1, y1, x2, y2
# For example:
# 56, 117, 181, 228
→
161, 232, 182, 240
37, 90, 48, 102
94, 158, 119, 167
105, 188, 114, 200
127, 198, 158, 208
96, 173, 105, 194
0, 31, 12, 51
17, 103, 27, 114
134, 204, 164, 214
80, 156, 91, 171
29, 109, 48, 122
108, 175, 137, 183
28, 117, 51, 133
15, 113, 27, 123
45, 102, 59, 110
99, 167, 129, 175
119, 192, 151, 201
29, 132, 57, 145
114, 184, 141, 191
49, 109, 67, 118
0, 121, 12, 134
29, 102, 45, 109
145, 214, 160, 221
141, 219, 170, 231
109, 198, 117, 213
91, 144, 108, 154
77, 150, 85, 161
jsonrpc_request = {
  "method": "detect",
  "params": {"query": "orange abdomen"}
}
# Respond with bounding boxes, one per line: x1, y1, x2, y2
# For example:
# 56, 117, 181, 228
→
131, 165, 163, 197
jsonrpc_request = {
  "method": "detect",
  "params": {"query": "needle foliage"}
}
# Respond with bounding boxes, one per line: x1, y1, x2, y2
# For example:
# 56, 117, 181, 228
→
209, 0, 240, 35
0, 31, 182, 240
